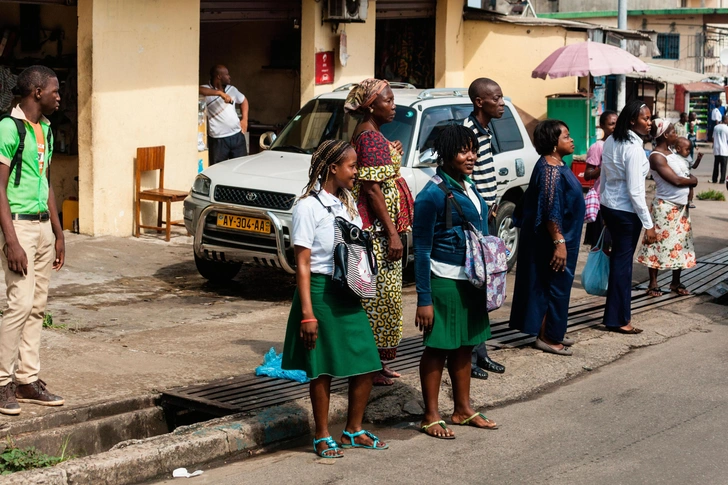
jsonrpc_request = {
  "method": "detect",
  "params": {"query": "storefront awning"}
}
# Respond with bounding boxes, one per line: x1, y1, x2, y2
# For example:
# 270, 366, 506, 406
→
626, 63, 707, 85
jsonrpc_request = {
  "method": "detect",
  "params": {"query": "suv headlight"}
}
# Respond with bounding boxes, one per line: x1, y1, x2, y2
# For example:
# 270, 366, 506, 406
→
191, 174, 211, 197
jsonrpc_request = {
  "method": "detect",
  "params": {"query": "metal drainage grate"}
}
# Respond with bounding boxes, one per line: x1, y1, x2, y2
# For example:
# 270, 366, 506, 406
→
214, 186, 296, 211
161, 247, 728, 418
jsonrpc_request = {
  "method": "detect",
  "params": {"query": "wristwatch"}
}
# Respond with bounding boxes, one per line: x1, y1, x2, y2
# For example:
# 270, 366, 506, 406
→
553, 238, 566, 246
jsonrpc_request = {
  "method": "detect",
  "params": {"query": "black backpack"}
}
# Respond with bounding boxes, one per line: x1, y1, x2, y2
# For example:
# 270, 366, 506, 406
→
0, 114, 53, 186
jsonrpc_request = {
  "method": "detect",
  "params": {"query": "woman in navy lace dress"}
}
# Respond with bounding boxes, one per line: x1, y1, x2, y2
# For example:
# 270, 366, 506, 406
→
509, 120, 585, 356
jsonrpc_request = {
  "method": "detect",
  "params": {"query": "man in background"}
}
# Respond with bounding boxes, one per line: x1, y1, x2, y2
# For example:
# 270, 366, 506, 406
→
674, 112, 688, 138
712, 114, 728, 184
199, 65, 249, 165
710, 99, 723, 141
0, 65, 66, 415
463, 77, 507, 381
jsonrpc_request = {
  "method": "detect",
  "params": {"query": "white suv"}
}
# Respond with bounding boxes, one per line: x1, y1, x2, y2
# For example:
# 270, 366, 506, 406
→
184, 85, 539, 281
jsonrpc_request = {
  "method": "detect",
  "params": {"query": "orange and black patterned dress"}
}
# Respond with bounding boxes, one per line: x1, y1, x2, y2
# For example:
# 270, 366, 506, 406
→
352, 130, 414, 361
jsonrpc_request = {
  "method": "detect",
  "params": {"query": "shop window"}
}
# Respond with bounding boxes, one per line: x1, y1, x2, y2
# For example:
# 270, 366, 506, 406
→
654, 33, 680, 60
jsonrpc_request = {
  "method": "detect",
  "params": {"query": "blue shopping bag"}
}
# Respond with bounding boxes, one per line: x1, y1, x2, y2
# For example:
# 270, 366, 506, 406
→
581, 228, 609, 296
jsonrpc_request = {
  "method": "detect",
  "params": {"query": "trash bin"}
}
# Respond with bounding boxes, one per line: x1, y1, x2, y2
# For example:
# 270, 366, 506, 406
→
546, 95, 596, 167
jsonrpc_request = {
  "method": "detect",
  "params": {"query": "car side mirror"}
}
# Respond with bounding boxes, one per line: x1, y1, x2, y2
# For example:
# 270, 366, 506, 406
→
259, 131, 277, 150
415, 148, 438, 168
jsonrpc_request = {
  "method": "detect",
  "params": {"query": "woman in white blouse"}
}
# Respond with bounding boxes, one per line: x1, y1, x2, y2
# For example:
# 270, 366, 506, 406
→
281, 140, 387, 458
600, 100, 657, 334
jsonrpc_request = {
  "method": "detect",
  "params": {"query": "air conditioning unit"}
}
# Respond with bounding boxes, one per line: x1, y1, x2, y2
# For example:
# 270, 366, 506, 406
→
324, 0, 368, 22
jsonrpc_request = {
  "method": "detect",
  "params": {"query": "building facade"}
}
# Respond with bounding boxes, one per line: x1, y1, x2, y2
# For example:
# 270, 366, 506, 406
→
0, 0, 653, 236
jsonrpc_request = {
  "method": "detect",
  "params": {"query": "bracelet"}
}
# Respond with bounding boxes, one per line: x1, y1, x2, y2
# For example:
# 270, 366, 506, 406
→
300, 319, 317, 324
553, 238, 565, 246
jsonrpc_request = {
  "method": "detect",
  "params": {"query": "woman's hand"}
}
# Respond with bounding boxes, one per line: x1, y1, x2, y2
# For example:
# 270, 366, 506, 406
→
300, 319, 318, 350
644, 227, 657, 244
391, 140, 403, 156
387, 234, 404, 262
415, 305, 434, 333
551, 243, 567, 272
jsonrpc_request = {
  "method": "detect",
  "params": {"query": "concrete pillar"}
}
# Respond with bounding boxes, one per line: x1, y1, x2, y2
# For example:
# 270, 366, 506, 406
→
300, 0, 376, 105
77, 0, 200, 236
435, 0, 465, 88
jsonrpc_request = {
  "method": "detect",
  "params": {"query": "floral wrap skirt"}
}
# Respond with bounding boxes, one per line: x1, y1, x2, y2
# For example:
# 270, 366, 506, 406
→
636, 198, 696, 270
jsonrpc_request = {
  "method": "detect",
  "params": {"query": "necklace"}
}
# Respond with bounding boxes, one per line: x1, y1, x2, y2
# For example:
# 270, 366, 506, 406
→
548, 154, 564, 166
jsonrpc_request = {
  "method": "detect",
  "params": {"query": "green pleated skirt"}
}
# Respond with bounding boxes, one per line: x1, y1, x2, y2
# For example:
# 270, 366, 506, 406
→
282, 273, 382, 379
423, 275, 491, 350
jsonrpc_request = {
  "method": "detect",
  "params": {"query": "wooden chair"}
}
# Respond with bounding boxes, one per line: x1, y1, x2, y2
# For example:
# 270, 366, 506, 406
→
134, 146, 189, 242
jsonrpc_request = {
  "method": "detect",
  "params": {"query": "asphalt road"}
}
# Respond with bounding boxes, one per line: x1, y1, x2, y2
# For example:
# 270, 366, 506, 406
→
150, 319, 728, 485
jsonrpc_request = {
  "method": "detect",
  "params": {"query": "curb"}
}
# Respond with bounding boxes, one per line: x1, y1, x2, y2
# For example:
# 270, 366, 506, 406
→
2, 399, 336, 485
3, 297, 722, 484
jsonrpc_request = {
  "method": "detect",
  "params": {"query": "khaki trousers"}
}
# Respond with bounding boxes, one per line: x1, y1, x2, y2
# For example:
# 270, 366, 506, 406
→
0, 220, 55, 386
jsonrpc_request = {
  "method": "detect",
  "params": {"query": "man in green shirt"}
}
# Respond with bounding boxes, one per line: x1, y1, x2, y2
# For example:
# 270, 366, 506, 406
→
0, 65, 65, 415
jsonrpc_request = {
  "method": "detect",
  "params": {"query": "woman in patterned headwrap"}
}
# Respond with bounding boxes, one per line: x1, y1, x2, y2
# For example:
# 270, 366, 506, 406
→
345, 78, 414, 386
636, 119, 698, 297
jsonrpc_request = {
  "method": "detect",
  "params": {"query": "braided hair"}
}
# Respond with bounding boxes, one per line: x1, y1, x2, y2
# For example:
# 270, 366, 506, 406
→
300, 139, 358, 219
613, 100, 649, 142
433, 123, 479, 166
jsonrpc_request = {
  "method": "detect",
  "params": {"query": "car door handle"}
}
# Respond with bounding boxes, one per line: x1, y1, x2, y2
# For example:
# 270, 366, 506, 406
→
515, 158, 525, 177
499, 168, 509, 176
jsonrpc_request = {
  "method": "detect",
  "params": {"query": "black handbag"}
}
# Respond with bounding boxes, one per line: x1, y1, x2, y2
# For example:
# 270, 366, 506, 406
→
313, 193, 378, 298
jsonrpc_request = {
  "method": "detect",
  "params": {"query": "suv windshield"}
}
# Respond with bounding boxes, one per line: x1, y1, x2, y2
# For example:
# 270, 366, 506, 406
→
271, 98, 416, 157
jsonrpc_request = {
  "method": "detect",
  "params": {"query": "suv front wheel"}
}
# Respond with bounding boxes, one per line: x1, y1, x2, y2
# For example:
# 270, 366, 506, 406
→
494, 201, 519, 272
194, 253, 243, 282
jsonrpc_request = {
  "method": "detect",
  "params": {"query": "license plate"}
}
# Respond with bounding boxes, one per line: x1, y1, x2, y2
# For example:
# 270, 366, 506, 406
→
216, 213, 271, 234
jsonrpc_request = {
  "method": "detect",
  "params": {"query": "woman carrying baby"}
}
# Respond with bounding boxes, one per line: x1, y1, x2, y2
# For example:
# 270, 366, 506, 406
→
637, 119, 699, 296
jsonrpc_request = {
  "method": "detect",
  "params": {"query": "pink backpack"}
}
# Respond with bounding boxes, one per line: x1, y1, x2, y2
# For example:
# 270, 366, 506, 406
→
434, 176, 508, 311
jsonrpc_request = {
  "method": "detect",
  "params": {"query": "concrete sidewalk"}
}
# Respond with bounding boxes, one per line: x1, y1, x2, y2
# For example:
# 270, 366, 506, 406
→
0, 155, 726, 483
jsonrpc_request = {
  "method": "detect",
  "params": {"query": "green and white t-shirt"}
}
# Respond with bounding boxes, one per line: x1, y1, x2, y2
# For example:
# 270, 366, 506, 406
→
0, 105, 52, 214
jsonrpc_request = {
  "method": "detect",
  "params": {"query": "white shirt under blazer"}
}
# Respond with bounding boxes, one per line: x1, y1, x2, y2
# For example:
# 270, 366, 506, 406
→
292, 189, 363, 276
600, 132, 654, 229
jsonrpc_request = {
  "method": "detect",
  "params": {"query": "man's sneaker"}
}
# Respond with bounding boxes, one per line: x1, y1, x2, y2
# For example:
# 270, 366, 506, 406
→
0, 383, 21, 415
15, 380, 65, 406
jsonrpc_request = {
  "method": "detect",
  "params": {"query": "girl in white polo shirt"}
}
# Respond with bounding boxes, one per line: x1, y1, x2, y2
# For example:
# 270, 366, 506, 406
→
281, 140, 387, 458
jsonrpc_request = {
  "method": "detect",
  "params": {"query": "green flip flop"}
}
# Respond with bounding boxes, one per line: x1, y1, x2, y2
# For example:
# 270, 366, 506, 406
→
340, 429, 389, 450
420, 420, 455, 439
454, 412, 498, 429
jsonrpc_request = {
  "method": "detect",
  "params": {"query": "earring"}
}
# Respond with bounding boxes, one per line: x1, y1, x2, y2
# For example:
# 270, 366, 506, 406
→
368, 107, 374, 113
553, 146, 557, 153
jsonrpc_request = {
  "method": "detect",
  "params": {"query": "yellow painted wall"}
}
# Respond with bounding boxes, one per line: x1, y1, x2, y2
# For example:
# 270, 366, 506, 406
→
435, 0, 465, 88
77, 0, 200, 236
199, 21, 300, 126
463, 21, 583, 131
300, 0, 376, 104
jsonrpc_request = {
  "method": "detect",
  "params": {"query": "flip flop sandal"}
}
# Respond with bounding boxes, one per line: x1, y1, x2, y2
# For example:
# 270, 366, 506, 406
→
646, 287, 664, 297
453, 412, 498, 430
380, 366, 401, 379
313, 436, 343, 458
420, 420, 456, 439
608, 326, 644, 334
341, 429, 389, 450
671, 284, 690, 295
373, 373, 394, 386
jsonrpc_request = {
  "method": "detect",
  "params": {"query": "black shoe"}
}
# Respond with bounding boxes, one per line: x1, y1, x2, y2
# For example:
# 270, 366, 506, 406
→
471, 366, 488, 380
476, 356, 505, 374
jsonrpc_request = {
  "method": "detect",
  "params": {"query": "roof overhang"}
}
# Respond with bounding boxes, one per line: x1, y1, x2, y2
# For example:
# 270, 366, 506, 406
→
626, 63, 710, 86
463, 7, 652, 42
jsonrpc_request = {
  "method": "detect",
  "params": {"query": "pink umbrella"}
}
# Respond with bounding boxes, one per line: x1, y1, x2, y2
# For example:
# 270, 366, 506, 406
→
532, 40, 649, 79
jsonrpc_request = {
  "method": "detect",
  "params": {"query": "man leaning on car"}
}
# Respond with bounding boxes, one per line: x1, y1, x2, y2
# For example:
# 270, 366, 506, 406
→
199, 64, 249, 165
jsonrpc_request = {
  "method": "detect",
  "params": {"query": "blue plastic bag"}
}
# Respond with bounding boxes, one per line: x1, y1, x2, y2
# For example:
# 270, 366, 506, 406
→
255, 347, 309, 383
582, 228, 610, 296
